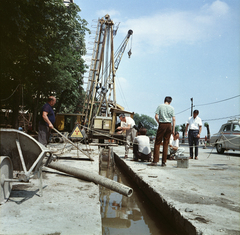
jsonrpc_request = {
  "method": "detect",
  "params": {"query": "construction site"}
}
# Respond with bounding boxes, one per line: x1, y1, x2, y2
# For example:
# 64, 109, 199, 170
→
1, 14, 240, 235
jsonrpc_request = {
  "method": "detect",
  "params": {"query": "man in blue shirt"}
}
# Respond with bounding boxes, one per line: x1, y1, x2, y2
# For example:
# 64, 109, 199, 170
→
38, 96, 56, 146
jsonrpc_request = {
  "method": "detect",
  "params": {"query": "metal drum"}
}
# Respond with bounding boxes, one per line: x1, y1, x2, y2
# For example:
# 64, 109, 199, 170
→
0, 156, 13, 204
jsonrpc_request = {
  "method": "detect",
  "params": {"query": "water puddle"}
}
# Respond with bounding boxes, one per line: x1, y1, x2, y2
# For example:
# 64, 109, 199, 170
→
99, 149, 178, 235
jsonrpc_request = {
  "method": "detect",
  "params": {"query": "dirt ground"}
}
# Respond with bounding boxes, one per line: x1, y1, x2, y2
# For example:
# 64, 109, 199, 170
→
0, 145, 102, 235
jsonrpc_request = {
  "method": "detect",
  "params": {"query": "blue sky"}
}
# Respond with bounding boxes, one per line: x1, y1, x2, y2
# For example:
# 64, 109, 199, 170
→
74, 0, 240, 136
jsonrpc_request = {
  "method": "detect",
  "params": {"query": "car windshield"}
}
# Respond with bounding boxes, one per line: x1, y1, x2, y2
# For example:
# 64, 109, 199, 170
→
223, 124, 231, 132
233, 124, 240, 132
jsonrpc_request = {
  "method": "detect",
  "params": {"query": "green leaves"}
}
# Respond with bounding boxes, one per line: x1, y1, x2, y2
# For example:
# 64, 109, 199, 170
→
0, 0, 89, 128
133, 113, 158, 136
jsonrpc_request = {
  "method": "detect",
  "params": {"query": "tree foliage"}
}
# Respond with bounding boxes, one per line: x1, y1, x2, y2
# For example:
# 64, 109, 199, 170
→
133, 113, 181, 136
204, 122, 211, 144
133, 113, 157, 136
179, 124, 186, 143
175, 125, 180, 133
0, 0, 89, 129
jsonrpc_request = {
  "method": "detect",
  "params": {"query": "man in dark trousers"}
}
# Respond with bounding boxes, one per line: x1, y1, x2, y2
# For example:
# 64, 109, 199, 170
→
38, 96, 56, 146
149, 96, 175, 166
185, 110, 202, 160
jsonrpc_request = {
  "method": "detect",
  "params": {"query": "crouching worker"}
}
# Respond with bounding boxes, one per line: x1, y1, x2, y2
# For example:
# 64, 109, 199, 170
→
133, 128, 152, 162
168, 132, 185, 160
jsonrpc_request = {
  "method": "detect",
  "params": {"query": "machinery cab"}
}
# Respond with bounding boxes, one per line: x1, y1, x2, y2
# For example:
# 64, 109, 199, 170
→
89, 108, 134, 142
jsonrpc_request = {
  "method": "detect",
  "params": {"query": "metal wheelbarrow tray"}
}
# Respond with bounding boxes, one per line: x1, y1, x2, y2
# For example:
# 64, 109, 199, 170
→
0, 128, 51, 204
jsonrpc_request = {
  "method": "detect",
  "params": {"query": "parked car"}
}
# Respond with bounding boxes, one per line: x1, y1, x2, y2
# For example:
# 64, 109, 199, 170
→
210, 119, 240, 153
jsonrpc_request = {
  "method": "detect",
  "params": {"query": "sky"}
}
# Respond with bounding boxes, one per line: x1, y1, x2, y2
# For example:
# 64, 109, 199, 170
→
74, 0, 240, 136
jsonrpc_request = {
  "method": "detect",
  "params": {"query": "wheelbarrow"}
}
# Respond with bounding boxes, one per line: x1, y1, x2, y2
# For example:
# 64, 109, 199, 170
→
0, 128, 133, 204
0, 128, 52, 204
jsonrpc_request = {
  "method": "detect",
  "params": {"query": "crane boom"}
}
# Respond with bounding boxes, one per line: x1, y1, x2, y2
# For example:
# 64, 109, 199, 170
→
82, 14, 133, 132
114, 29, 133, 71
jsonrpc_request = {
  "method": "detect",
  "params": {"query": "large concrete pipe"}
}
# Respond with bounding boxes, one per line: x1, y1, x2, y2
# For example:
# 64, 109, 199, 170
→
43, 159, 133, 197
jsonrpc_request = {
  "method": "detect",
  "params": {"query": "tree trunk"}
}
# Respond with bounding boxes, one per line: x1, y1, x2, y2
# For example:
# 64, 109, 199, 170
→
207, 125, 210, 144
32, 90, 40, 132
11, 86, 21, 129
182, 132, 185, 143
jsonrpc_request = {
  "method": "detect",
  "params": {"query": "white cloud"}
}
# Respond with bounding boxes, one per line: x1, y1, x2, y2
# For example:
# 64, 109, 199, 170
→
118, 1, 230, 53
96, 9, 120, 20
201, 0, 229, 16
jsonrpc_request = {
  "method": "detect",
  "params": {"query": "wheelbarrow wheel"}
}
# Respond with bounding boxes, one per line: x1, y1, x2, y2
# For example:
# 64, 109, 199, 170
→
0, 156, 13, 204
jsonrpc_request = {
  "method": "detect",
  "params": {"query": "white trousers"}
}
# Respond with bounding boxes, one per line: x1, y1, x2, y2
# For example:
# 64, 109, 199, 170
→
125, 128, 137, 156
168, 147, 185, 156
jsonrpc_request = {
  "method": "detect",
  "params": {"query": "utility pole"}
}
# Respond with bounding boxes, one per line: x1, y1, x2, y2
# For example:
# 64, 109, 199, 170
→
191, 98, 193, 116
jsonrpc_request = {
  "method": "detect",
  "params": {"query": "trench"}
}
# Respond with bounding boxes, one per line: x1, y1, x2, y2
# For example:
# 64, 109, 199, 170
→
99, 148, 178, 235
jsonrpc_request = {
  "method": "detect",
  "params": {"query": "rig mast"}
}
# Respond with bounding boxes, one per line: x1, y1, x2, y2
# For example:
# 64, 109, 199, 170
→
82, 14, 133, 131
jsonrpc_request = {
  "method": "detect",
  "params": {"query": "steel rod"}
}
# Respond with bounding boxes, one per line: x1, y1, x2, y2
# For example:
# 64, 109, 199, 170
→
52, 127, 94, 161
16, 139, 27, 174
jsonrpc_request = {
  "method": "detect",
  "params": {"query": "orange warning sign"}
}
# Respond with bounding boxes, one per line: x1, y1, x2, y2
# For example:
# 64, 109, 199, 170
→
70, 125, 83, 138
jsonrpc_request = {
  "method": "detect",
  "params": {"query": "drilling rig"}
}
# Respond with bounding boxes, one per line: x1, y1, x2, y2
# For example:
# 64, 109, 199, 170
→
81, 14, 134, 142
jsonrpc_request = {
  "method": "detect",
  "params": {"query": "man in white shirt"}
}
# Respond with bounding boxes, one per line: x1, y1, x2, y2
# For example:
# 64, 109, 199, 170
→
133, 128, 152, 162
117, 113, 137, 158
168, 132, 185, 159
185, 110, 202, 160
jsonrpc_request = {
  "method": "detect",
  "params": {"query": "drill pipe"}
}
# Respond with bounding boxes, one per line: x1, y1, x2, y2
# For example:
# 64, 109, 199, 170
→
43, 159, 133, 197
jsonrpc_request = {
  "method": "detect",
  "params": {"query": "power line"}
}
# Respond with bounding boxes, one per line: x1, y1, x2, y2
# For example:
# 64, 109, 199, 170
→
202, 114, 240, 122
175, 94, 240, 116
175, 107, 191, 115
195, 95, 240, 107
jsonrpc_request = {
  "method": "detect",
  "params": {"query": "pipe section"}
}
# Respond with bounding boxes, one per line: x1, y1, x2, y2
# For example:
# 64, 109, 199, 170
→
43, 159, 133, 197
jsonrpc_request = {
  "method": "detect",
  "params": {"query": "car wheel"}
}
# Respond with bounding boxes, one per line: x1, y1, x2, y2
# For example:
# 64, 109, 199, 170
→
216, 144, 225, 154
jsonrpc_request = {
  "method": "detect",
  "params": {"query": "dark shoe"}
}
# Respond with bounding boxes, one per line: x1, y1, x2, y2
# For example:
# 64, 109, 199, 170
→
148, 162, 157, 166
195, 157, 198, 160
189, 157, 193, 159
131, 158, 138, 161
169, 154, 175, 160
162, 163, 166, 167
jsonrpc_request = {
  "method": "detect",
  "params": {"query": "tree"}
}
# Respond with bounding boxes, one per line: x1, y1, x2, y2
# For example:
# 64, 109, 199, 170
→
180, 124, 186, 143
146, 129, 156, 136
204, 122, 210, 144
133, 113, 157, 136
0, 0, 89, 130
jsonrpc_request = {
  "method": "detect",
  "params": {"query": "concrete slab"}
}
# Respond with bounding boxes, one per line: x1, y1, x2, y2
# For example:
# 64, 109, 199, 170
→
0, 144, 102, 235
114, 145, 240, 235
1, 140, 239, 235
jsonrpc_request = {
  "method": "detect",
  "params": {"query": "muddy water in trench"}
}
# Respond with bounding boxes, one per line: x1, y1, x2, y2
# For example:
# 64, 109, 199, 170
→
99, 150, 178, 235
